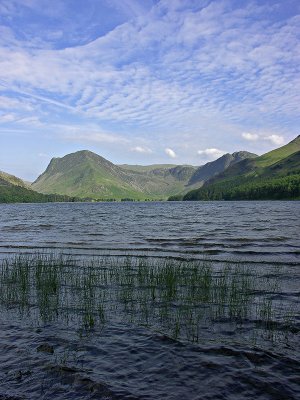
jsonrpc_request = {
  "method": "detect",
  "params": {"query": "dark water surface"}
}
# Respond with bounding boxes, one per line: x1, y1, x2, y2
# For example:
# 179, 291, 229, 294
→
0, 201, 299, 399
0, 201, 299, 263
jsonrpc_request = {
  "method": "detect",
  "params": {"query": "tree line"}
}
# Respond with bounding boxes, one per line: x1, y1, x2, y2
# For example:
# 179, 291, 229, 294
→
182, 174, 300, 201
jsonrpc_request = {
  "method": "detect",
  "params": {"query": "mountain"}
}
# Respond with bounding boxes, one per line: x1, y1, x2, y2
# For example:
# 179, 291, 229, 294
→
182, 136, 300, 201
188, 151, 257, 186
32, 150, 198, 200
32, 150, 139, 199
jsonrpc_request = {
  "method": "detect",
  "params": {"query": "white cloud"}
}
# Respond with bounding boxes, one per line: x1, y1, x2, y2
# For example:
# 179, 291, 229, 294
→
197, 148, 226, 159
165, 148, 176, 158
242, 132, 259, 141
131, 146, 152, 154
241, 132, 285, 146
264, 134, 285, 146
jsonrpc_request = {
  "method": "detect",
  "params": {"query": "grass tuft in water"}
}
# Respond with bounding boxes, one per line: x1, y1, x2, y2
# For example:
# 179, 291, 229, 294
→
0, 253, 298, 345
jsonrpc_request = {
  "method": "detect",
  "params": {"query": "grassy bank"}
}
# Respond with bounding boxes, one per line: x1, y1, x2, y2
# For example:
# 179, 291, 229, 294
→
0, 254, 297, 345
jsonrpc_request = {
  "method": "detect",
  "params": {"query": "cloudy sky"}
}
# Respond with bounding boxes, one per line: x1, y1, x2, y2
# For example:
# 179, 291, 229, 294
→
0, 0, 299, 180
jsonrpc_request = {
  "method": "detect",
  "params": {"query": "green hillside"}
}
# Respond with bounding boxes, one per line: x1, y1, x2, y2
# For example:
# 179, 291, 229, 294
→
0, 171, 79, 203
255, 135, 300, 168
181, 137, 300, 201
0, 171, 28, 188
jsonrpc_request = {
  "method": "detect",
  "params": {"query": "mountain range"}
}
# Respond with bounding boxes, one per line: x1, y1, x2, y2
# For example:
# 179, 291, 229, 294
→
31, 150, 256, 200
0, 135, 299, 202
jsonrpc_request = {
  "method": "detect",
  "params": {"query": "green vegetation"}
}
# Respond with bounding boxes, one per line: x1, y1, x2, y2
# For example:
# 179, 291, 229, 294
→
0, 180, 81, 203
184, 174, 300, 200
180, 136, 300, 201
0, 254, 297, 345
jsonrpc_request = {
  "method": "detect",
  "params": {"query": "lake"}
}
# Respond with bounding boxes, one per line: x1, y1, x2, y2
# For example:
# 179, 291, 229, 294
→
0, 201, 299, 399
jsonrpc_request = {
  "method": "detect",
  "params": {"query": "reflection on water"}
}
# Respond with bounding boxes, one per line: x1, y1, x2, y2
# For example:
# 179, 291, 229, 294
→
0, 201, 299, 399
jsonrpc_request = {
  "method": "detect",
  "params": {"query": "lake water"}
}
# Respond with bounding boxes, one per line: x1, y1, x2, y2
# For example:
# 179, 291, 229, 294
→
1, 201, 299, 263
0, 201, 299, 399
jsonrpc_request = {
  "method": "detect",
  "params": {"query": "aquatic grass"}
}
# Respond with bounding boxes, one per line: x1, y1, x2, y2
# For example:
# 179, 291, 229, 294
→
0, 253, 298, 346
0, 255, 31, 315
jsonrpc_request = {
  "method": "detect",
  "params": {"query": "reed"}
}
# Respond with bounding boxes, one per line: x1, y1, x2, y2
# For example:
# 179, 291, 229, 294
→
0, 253, 297, 345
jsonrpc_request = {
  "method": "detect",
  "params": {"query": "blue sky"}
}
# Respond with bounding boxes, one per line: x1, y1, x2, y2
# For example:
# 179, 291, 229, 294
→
0, 0, 299, 180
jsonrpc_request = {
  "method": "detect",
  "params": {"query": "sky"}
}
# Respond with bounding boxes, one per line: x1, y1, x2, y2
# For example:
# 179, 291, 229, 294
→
0, 0, 299, 181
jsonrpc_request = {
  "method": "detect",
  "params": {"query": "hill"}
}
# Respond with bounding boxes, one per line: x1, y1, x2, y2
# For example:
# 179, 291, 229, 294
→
0, 170, 80, 203
0, 170, 29, 188
182, 136, 300, 201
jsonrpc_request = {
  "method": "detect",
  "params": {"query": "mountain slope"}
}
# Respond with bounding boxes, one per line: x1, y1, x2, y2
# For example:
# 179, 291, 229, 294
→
0, 171, 28, 188
255, 136, 300, 168
182, 136, 300, 201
